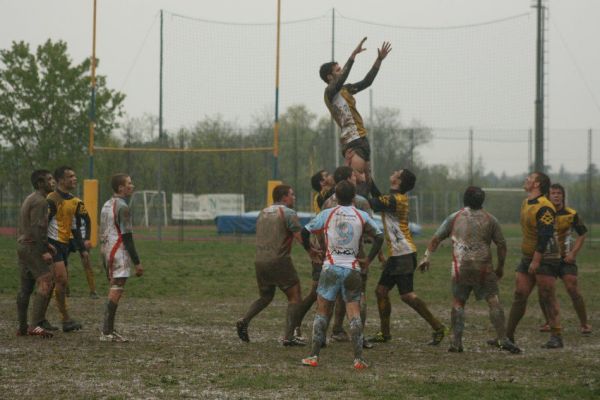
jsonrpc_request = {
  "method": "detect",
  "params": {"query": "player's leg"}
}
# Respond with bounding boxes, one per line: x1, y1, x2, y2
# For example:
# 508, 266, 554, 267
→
100, 277, 128, 342
52, 259, 81, 331
506, 263, 536, 342
537, 272, 563, 348
562, 267, 591, 334
295, 265, 320, 339
282, 281, 304, 345
330, 294, 348, 341
485, 293, 521, 353
342, 268, 367, 368
449, 282, 468, 352
16, 272, 35, 336
80, 250, 98, 298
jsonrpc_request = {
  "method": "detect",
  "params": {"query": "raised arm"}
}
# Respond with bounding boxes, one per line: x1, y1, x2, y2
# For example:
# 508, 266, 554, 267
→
325, 37, 368, 101
348, 41, 392, 93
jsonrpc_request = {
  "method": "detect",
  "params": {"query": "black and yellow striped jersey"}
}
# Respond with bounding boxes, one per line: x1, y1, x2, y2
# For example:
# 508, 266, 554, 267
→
370, 190, 416, 257
555, 207, 587, 257
520, 195, 559, 260
47, 190, 86, 245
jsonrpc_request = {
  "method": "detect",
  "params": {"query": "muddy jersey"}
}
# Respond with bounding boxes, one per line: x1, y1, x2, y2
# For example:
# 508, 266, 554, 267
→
17, 191, 50, 254
520, 195, 559, 261
555, 207, 587, 257
255, 203, 302, 263
434, 207, 506, 280
370, 191, 416, 257
305, 205, 381, 270
100, 196, 133, 269
324, 58, 380, 147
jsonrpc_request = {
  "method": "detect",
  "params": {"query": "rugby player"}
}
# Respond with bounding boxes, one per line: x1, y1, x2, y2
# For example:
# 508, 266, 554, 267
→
46, 166, 84, 332
366, 169, 447, 346
538, 183, 591, 335
320, 37, 391, 195
420, 187, 520, 353
68, 198, 99, 298
99, 173, 144, 342
236, 184, 306, 346
301, 181, 384, 369
16, 170, 56, 338
504, 172, 564, 349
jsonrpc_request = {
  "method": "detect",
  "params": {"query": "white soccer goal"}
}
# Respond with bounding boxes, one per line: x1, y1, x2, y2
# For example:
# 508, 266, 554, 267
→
129, 190, 168, 227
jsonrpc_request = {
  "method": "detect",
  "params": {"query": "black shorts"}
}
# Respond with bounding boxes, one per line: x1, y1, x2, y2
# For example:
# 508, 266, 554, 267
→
342, 137, 370, 162
515, 257, 560, 277
49, 238, 70, 266
558, 260, 578, 277
377, 253, 417, 295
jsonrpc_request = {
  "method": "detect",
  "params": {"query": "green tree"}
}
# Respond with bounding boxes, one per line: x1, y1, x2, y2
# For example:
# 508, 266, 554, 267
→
0, 39, 124, 194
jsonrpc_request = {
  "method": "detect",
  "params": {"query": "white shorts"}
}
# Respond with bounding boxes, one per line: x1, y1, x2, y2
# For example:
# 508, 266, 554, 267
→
102, 247, 132, 279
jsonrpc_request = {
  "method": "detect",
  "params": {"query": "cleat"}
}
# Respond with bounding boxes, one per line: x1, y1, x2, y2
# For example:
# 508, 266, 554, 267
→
367, 331, 391, 343
301, 355, 319, 367
353, 358, 369, 370
293, 327, 306, 342
27, 326, 53, 338
40, 319, 59, 331
499, 338, 521, 354
89, 292, 100, 299
283, 337, 306, 347
62, 320, 82, 332
541, 335, 563, 349
539, 323, 550, 333
448, 344, 464, 353
581, 324, 592, 335
362, 339, 374, 349
330, 330, 350, 342
486, 338, 501, 347
428, 326, 448, 346
16, 327, 28, 337
100, 331, 128, 342
236, 319, 249, 342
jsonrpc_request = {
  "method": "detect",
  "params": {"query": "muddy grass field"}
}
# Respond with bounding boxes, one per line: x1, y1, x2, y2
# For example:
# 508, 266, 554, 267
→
0, 228, 598, 399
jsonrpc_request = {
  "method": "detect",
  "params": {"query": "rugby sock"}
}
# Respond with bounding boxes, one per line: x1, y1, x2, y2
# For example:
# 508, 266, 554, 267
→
450, 307, 465, 348
488, 302, 507, 340
311, 313, 329, 356
285, 303, 302, 340
53, 285, 70, 322
360, 294, 367, 330
538, 293, 550, 325
377, 295, 392, 337
242, 293, 273, 323
550, 326, 562, 337
570, 293, 588, 327
297, 289, 317, 326
102, 300, 118, 335
17, 279, 34, 331
331, 295, 346, 334
506, 292, 528, 341
405, 296, 443, 331
349, 317, 364, 360
31, 292, 50, 327
85, 267, 97, 293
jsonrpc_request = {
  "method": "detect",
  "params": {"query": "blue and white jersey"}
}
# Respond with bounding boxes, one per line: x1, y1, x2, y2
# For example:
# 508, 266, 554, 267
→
305, 205, 381, 270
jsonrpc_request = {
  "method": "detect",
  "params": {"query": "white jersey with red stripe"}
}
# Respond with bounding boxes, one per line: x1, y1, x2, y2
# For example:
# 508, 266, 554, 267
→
305, 205, 381, 270
99, 196, 132, 278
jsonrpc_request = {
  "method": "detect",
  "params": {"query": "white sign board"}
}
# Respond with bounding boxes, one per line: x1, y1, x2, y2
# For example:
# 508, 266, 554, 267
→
171, 193, 245, 220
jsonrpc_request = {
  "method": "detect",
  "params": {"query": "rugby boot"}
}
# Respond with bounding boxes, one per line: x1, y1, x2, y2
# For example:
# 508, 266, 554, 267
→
499, 338, 521, 354
541, 335, 563, 349
27, 326, 53, 338
293, 327, 306, 342
282, 337, 306, 347
362, 339, 374, 349
428, 326, 448, 346
330, 330, 350, 342
447, 344, 464, 353
236, 319, 250, 342
40, 319, 59, 331
62, 319, 83, 332
581, 324, 592, 335
301, 356, 319, 367
366, 331, 391, 343
89, 291, 100, 299
100, 330, 128, 342
539, 323, 551, 333
353, 358, 369, 370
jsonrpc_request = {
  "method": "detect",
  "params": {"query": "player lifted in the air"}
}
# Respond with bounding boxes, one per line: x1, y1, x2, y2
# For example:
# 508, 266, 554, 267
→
319, 37, 391, 196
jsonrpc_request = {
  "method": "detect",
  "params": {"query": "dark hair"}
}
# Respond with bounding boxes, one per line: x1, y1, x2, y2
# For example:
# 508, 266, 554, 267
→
54, 166, 73, 181
335, 180, 355, 205
333, 166, 353, 184
399, 169, 416, 193
463, 186, 485, 210
272, 184, 292, 203
111, 173, 130, 193
30, 169, 51, 190
550, 183, 566, 203
533, 171, 551, 196
319, 61, 337, 83
311, 170, 326, 192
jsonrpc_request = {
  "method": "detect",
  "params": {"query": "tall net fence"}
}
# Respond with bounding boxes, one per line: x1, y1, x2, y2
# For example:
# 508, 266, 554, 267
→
2, 10, 598, 239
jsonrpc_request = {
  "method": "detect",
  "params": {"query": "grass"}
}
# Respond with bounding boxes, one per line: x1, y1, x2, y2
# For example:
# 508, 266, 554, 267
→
0, 225, 599, 399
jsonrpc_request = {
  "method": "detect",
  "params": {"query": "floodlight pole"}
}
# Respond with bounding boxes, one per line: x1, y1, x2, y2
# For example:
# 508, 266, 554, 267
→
273, 0, 281, 179
88, 0, 97, 178
534, 0, 545, 172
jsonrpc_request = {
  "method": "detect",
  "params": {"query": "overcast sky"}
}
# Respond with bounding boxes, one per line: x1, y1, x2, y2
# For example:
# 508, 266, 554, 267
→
1, 0, 599, 175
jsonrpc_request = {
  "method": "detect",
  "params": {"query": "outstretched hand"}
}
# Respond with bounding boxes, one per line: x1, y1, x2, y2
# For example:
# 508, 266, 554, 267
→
352, 37, 368, 57
378, 41, 392, 61
418, 260, 430, 273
